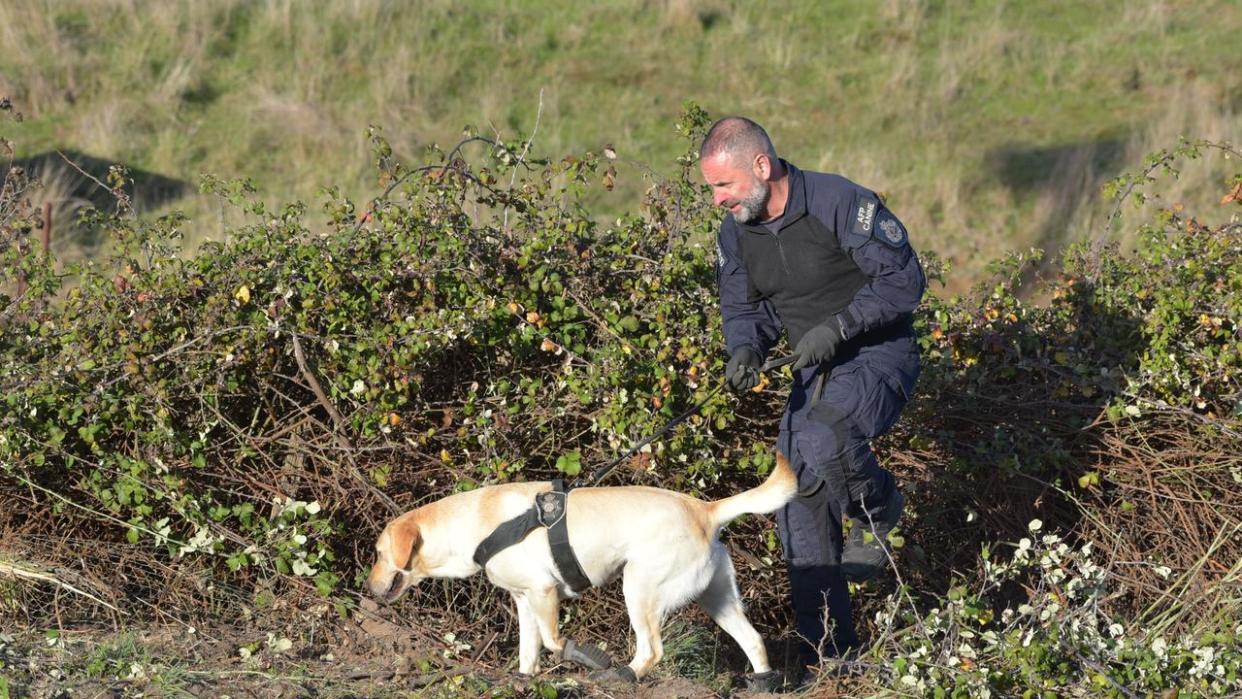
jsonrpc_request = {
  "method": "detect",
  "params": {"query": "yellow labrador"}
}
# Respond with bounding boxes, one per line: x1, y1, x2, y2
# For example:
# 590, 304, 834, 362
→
366, 452, 796, 682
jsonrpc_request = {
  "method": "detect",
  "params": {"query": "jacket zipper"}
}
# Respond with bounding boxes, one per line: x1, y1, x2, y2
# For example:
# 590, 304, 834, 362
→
767, 229, 791, 274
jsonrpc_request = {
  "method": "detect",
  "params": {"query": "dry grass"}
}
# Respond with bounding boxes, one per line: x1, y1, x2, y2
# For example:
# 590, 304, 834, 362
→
1, 0, 1239, 285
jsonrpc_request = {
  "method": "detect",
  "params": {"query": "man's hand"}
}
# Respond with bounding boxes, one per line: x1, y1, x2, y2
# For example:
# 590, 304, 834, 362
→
791, 322, 842, 370
725, 347, 762, 393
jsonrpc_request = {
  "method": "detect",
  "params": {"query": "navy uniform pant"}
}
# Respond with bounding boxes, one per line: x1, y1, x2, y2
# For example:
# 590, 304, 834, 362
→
775, 348, 916, 661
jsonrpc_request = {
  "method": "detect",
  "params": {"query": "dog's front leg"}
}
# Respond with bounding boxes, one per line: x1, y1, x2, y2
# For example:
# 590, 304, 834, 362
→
524, 585, 565, 658
512, 591, 542, 674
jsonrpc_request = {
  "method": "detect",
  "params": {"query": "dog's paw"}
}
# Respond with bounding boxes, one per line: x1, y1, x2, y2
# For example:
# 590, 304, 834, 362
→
562, 639, 612, 671
589, 666, 638, 684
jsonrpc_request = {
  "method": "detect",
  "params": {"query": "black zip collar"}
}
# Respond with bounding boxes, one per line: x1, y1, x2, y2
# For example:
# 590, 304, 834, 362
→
736, 159, 808, 235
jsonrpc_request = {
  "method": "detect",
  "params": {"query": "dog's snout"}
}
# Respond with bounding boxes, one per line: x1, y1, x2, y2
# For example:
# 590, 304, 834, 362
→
366, 570, 405, 603
382, 572, 403, 602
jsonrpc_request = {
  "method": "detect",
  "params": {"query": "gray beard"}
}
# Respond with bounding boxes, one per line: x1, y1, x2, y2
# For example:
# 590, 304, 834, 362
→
733, 180, 770, 224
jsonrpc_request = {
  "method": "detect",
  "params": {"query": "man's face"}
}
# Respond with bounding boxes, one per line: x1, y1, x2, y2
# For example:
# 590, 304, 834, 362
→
701, 152, 770, 224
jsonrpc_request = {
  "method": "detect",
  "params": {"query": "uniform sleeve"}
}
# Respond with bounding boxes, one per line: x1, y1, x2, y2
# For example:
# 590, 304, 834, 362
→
835, 194, 926, 338
717, 218, 782, 357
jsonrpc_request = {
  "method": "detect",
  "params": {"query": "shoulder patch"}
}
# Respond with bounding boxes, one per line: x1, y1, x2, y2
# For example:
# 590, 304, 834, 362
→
851, 193, 878, 237
873, 210, 908, 248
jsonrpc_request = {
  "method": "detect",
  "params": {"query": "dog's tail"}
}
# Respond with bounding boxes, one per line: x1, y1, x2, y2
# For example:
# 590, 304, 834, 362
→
706, 451, 797, 530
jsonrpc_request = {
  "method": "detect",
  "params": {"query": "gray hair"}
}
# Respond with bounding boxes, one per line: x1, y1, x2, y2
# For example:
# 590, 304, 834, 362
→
699, 117, 777, 165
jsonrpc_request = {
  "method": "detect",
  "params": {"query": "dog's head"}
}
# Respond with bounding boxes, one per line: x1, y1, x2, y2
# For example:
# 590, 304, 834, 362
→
366, 513, 423, 604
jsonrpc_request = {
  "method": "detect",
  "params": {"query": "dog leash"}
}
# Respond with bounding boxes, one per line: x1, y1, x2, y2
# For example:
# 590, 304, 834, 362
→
578, 354, 800, 488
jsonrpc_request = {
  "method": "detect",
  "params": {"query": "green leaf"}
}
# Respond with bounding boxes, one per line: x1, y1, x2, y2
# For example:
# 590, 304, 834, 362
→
554, 451, 582, 476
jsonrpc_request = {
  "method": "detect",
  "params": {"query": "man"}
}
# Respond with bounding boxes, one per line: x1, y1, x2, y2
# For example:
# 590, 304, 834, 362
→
701, 117, 924, 672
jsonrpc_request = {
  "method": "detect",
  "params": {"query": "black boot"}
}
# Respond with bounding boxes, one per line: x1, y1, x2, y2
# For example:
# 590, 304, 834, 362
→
786, 564, 858, 664
842, 486, 904, 582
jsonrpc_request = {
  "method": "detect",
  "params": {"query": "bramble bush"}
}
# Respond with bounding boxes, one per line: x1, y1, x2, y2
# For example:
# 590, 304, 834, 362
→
0, 105, 765, 615
860, 520, 1242, 698
3, 101, 1240, 694
854, 137, 1242, 696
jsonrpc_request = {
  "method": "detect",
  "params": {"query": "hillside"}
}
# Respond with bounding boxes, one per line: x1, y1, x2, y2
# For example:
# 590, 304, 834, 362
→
2, 0, 1240, 289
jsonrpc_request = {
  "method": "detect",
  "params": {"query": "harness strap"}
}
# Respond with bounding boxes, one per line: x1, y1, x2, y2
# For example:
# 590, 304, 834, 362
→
542, 479, 592, 593
473, 506, 540, 568
470, 480, 593, 594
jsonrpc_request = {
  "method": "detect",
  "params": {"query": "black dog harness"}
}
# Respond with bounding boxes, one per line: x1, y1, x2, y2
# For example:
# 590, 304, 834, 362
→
469, 357, 800, 595
472, 479, 592, 593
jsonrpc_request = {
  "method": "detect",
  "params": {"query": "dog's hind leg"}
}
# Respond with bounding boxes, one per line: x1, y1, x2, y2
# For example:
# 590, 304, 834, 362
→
696, 547, 771, 673
617, 566, 665, 680
511, 591, 542, 675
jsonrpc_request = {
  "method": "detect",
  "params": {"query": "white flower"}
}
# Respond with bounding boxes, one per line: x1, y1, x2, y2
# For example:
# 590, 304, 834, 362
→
177, 527, 218, 557
1028, 519, 1043, 532
351, 379, 366, 396
1109, 623, 1124, 638
1151, 637, 1167, 659
1154, 565, 1172, 579
291, 558, 317, 576
1193, 646, 1215, 671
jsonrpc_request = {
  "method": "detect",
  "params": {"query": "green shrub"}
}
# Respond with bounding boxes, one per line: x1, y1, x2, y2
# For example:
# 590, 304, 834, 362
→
865, 521, 1242, 697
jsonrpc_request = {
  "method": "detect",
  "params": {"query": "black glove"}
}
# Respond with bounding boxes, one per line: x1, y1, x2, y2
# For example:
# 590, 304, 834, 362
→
791, 322, 843, 370
725, 347, 762, 393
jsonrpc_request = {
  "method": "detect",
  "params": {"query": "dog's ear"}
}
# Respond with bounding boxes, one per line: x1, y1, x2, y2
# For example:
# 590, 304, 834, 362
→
390, 518, 422, 570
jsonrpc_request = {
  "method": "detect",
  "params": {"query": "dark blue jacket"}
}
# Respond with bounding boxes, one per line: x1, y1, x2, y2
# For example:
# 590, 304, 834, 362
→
716, 161, 925, 430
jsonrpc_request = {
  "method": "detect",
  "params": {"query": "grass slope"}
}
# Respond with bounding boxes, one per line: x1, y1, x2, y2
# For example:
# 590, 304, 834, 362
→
1, 0, 1239, 288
